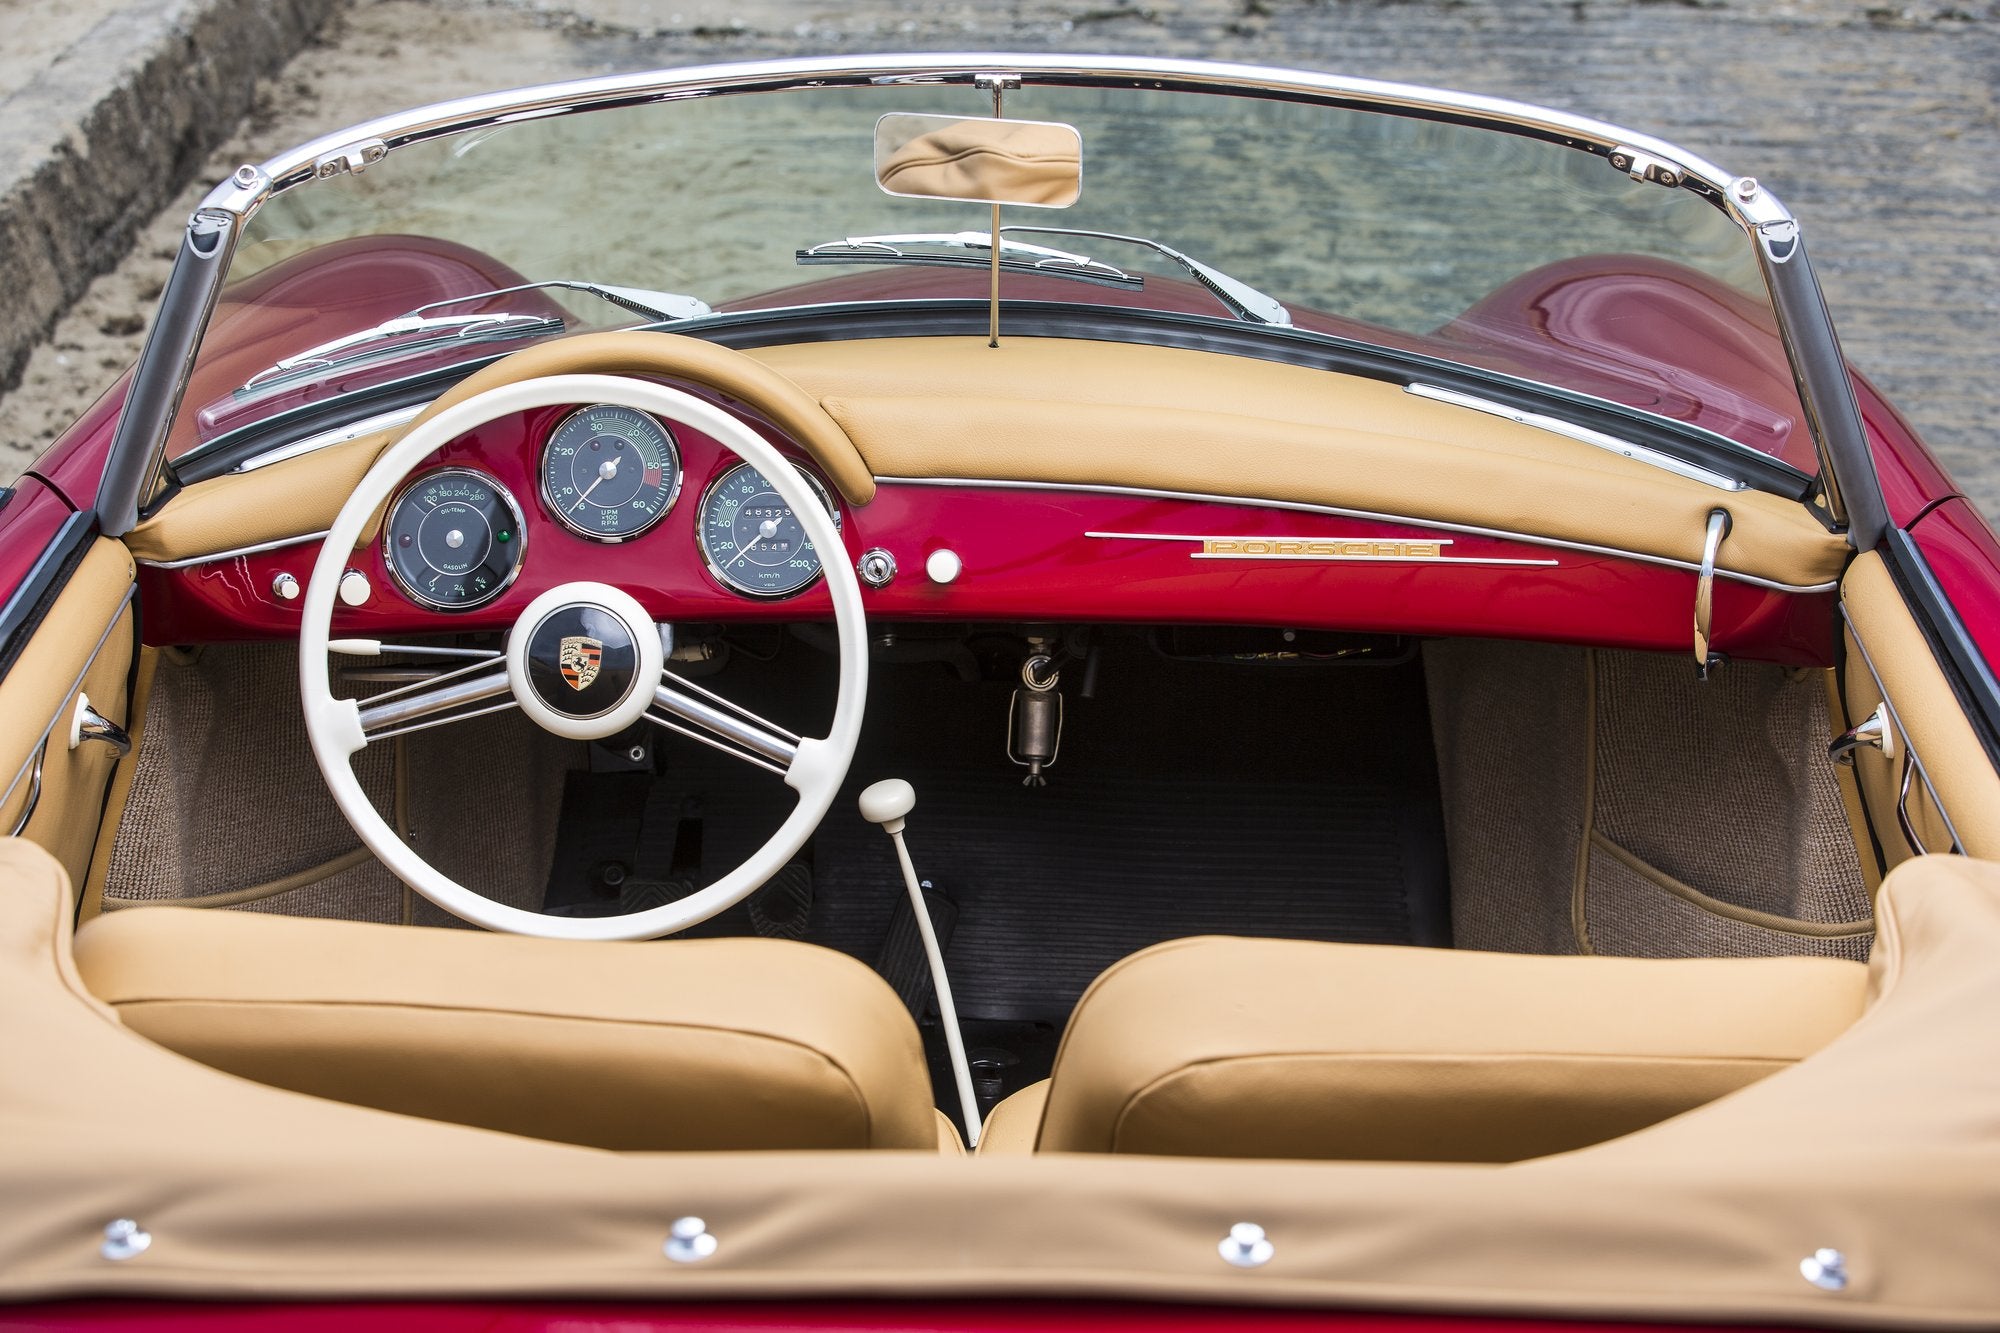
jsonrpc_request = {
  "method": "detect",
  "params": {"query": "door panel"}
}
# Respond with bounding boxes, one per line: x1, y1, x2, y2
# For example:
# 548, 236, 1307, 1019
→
1839, 551, 2000, 865
0, 537, 137, 892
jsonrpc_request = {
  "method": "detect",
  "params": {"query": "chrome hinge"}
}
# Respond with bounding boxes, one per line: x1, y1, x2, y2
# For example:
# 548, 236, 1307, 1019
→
1609, 145, 1685, 189
1757, 219, 1800, 264
314, 138, 388, 180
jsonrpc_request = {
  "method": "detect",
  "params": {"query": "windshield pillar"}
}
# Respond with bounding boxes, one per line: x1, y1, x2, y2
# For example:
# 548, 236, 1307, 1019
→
1756, 226, 1890, 551
98, 207, 240, 534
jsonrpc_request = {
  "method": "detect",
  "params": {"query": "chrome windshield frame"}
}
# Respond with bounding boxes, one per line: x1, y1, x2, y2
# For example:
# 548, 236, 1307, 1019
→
97, 53, 1887, 547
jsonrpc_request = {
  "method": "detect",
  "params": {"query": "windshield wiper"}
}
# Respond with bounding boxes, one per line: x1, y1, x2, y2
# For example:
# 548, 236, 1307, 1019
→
797, 228, 1289, 325
797, 232, 1143, 291
407, 280, 711, 325
1001, 226, 1291, 326
236, 279, 712, 395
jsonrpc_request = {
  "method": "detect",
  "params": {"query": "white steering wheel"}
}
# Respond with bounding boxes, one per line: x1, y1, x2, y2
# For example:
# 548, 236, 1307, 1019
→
299, 374, 867, 940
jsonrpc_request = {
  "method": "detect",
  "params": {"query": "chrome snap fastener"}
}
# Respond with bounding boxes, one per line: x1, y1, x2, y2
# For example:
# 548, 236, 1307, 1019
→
664, 1215, 717, 1263
1219, 1221, 1273, 1268
101, 1218, 151, 1262
1801, 1248, 1849, 1292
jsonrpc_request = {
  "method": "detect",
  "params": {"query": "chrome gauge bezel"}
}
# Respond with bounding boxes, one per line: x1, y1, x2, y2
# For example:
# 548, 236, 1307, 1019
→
538, 403, 684, 544
696, 460, 842, 600
381, 466, 529, 612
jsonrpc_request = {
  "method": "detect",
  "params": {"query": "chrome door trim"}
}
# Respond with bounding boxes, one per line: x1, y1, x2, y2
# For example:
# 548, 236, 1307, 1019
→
0, 587, 138, 815
1843, 608, 1965, 855
872, 476, 1838, 595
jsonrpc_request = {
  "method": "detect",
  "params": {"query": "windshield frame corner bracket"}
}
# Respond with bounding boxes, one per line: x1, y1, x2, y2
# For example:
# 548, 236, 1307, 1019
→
314, 137, 389, 181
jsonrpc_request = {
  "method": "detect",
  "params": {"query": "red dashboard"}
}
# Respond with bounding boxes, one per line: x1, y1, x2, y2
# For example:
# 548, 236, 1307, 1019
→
136, 405, 1837, 667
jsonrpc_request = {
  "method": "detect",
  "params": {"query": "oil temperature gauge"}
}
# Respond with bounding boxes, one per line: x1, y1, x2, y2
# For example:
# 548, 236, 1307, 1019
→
382, 467, 526, 611
696, 461, 841, 599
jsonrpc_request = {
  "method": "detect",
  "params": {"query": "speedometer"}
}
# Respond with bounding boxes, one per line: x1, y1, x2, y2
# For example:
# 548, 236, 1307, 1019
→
696, 461, 841, 599
540, 403, 682, 542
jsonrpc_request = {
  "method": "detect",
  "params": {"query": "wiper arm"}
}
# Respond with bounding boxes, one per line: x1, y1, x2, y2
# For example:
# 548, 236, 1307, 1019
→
1000, 226, 1290, 326
236, 279, 712, 394
239, 312, 564, 392
796, 232, 1143, 291
408, 279, 711, 325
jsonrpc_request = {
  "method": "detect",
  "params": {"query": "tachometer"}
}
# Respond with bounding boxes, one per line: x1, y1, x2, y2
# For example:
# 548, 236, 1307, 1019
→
382, 467, 526, 611
697, 461, 842, 599
540, 403, 682, 541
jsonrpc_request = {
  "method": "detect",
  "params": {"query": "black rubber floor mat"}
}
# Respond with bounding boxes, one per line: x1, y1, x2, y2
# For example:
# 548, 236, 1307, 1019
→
637, 630, 1450, 1026
875, 879, 959, 1018
815, 764, 1440, 1021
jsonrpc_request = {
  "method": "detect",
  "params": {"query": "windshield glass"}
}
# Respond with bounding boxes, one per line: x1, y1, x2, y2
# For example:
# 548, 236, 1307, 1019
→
173, 80, 1810, 472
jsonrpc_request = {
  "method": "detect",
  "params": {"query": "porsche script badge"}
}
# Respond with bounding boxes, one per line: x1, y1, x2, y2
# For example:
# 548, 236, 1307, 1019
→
558, 635, 603, 691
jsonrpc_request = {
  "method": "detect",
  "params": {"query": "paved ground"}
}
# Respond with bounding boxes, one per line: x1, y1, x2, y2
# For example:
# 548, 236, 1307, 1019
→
2, 0, 1996, 515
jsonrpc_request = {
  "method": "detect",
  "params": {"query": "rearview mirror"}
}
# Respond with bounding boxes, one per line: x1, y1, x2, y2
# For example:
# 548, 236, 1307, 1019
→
873, 113, 1082, 209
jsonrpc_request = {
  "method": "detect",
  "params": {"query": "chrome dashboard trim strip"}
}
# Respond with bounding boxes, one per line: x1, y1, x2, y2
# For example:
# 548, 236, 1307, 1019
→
1843, 607, 1964, 854
1405, 384, 1748, 492
1, 587, 137, 814
1085, 531, 1559, 568
231, 407, 422, 473
874, 477, 1838, 594
136, 532, 329, 570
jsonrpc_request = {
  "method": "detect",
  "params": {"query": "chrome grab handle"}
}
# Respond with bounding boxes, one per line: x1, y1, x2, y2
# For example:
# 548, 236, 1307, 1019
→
1829, 702, 1891, 767
1896, 752, 1931, 856
1693, 508, 1731, 680
70, 695, 132, 758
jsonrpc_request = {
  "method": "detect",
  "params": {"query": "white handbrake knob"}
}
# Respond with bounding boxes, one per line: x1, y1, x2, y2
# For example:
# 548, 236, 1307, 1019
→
859, 778, 915, 834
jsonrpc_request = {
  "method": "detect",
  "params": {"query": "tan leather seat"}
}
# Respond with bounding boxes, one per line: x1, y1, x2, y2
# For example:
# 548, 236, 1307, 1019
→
978, 936, 1866, 1160
75, 907, 959, 1153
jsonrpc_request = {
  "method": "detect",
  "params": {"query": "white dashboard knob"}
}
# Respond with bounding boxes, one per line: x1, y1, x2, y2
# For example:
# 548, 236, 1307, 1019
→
925, 548, 962, 585
271, 573, 300, 602
338, 570, 372, 607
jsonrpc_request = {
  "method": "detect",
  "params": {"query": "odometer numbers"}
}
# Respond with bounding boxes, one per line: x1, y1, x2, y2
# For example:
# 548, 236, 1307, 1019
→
697, 461, 841, 599
540, 403, 682, 542
382, 468, 526, 612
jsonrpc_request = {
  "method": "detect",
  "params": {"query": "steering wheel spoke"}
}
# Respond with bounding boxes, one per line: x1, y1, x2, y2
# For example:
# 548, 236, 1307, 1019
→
645, 671, 804, 776
354, 662, 515, 743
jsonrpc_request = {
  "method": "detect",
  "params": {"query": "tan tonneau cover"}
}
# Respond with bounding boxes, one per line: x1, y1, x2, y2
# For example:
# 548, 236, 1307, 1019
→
0, 838, 1995, 1325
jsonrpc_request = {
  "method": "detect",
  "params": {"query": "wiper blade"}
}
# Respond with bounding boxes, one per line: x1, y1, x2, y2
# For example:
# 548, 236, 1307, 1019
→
239, 312, 564, 393
408, 279, 712, 325
236, 279, 712, 395
796, 232, 1143, 291
798, 228, 1289, 325
1001, 226, 1291, 326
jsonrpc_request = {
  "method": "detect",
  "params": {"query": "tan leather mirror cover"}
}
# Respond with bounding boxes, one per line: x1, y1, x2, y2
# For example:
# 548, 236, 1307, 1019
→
874, 114, 1082, 208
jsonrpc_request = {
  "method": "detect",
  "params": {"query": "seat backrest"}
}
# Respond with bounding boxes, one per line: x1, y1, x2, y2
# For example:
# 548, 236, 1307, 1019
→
74, 907, 950, 1152
1028, 936, 1868, 1160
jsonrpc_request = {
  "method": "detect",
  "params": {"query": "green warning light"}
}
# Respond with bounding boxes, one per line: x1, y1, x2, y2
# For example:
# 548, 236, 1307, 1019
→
497, 529, 513, 543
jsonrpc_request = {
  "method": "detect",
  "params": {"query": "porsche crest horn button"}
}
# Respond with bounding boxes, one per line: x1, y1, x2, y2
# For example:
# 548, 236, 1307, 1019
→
523, 605, 639, 720
558, 635, 603, 691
